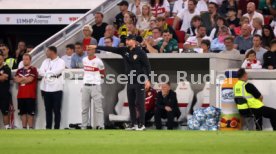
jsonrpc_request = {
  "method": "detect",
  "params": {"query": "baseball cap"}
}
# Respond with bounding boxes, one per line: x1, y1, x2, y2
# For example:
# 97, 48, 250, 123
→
117, 1, 129, 6
126, 35, 137, 41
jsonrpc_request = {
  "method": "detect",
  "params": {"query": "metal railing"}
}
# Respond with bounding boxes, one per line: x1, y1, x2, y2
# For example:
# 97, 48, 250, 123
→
29, 0, 123, 60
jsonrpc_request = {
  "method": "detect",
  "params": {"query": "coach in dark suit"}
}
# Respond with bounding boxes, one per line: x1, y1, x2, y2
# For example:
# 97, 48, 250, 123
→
155, 82, 181, 130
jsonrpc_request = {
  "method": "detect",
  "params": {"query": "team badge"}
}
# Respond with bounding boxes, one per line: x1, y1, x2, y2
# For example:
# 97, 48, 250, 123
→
148, 92, 151, 96
133, 54, 138, 60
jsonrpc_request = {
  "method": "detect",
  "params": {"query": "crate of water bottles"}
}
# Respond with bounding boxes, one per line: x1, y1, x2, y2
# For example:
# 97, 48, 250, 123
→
188, 106, 221, 131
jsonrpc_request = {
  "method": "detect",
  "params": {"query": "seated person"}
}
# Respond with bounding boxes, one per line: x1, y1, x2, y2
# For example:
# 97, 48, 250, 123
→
99, 37, 113, 54
142, 36, 159, 53
184, 25, 212, 53
118, 11, 137, 44
61, 44, 75, 69
186, 15, 202, 38
82, 25, 97, 51
210, 26, 229, 53
157, 30, 179, 53
252, 17, 263, 36
234, 69, 276, 131
199, 39, 211, 53
263, 39, 276, 70
156, 16, 178, 41
227, 8, 240, 34
233, 16, 250, 36
209, 16, 231, 40
145, 83, 157, 126
71, 42, 87, 69
155, 82, 181, 130
98, 25, 120, 47
220, 36, 240, 54
234, 24, 253, 54
241, 50, 262, 69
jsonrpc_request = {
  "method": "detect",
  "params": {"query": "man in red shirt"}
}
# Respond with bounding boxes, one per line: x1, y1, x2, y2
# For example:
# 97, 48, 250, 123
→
145, 84, 157, 125
14, 53, 38, 129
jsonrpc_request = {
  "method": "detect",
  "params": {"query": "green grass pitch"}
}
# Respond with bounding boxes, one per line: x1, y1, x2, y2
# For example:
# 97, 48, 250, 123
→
0, 130, 275, 154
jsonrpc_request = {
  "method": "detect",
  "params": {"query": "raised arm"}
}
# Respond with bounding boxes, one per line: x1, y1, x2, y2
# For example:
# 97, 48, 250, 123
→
91, 45, 126, 56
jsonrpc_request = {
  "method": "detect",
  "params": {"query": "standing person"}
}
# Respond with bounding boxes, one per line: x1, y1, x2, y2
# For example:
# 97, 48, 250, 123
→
92, 12, 108, 42
14, 54, 38, 129
234, 69, 276, 130
154, 82, 181, 130
0, 53, 11, 129
15, 41, 27, 67
81, 45, 105, 130
0, 44, 16, 69
91, 35, 151, 131
39, 46, 65, 129
61, 44, 75, 69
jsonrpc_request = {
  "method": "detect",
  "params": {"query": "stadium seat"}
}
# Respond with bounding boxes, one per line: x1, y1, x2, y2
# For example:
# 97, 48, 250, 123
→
166, 17, 180, 30
153, 83, 162, 92
175, 31, 185, 43
109, 85, 130, 122
193, 82, 210, 111
175, 81, 194, 123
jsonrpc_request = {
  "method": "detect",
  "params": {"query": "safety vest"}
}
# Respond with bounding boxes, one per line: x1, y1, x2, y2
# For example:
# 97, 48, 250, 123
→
5, 58, 16, 69
233, 80, 264, 110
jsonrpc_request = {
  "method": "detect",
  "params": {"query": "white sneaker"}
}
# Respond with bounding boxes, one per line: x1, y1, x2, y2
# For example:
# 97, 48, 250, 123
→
125, 125, 138, 131
136, 125, 146, 131
5, 125, 10, 130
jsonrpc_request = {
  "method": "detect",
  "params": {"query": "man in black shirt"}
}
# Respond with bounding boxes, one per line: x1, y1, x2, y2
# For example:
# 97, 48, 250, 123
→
91, 35, 151, 131
263, 40, 276, 69
154, 82, 181, 130
114, 1, 129, 29
0, 53, 12, 129
92, 12, 108, 42
236, 69, 276, 130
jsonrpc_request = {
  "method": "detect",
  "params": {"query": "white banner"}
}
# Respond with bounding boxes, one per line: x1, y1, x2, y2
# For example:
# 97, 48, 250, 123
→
0, 14, 83, 25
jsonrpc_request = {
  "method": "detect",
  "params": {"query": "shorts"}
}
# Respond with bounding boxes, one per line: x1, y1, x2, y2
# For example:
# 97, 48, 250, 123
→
17, 98, 36, 116
0, 95, 10, 115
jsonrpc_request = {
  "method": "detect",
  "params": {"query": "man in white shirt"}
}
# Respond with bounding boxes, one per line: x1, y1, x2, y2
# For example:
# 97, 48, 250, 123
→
173, 0, 200, 32
196, 0, 208, 13
172, 0, 188, 16
61, 44, 74, 69
82, 45, 105, 129
39, 46, 65, 129
184, 25, 212, 52
243, 2, 264, 26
